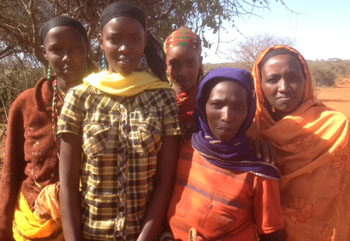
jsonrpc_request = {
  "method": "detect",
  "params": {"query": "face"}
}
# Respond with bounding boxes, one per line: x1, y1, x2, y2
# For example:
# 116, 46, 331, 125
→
166, 46, 202, 92
99, 17, 146, 75
261, 54, 306, 117
42, 26, 87, 85
205, 80, 248, 142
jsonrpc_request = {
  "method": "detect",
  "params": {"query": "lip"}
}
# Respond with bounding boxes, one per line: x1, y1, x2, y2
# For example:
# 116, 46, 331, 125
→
62, 67, 76, 73
276, 96, 293, 101
218, 127, 235, 132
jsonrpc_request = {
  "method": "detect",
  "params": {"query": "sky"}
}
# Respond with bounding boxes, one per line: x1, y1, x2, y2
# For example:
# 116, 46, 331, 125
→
203, 0, 350, 63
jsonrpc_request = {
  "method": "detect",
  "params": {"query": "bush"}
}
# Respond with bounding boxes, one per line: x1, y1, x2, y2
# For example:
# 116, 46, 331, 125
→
308, 61, 336, 87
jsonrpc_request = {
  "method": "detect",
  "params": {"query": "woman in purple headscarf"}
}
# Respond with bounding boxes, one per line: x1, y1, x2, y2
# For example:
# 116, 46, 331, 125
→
165, 68, 285, 241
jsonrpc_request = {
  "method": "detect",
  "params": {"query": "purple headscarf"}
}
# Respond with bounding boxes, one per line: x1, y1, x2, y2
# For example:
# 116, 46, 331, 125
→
191, 68, 279, 180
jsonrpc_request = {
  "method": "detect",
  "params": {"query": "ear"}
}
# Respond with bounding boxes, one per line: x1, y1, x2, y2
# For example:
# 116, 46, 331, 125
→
98, 33, 104, 51
41, 45, 48, 59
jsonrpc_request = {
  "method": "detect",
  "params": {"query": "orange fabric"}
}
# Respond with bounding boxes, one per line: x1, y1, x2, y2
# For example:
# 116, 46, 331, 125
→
167, 141, 284, 241
251, 45, 350, 240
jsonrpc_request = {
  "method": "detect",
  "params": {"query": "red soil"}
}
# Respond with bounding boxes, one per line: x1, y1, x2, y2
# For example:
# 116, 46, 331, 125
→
316, 78, 350, 117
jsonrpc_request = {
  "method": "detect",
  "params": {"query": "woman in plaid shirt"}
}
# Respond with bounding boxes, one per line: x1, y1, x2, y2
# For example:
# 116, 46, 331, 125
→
58, 2, 182, 241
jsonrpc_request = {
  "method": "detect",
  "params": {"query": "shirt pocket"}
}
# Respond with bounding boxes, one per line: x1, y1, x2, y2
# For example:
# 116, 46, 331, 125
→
137, 112, 163, 154
82, 123, 111, 159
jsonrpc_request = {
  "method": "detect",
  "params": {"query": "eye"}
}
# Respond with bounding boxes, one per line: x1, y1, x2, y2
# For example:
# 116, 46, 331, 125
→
187, 61, 195, 68
132, 36, 141, 43
169, 62, 179, 69
49, 46, 62, 54
210, 101, 222, 109
265, 76, 279, 84
286, 73, 303, 82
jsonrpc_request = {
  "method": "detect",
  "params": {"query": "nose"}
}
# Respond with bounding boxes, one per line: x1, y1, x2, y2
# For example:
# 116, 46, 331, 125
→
118, 41, 131, 53
278, 78, 290, 92
221, 106, 234, 123
62, 50, 72, 63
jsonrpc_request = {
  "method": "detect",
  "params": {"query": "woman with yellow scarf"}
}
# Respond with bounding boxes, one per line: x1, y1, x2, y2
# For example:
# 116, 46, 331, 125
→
57, 2, 182, 241
251, 45, 350, 241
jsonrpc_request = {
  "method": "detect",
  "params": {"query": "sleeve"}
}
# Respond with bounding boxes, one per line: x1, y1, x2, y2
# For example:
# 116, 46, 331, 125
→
253, 177, 284, 234
57, 87, 85, 137
162, 89, 182, 136
0, 101, 25, 241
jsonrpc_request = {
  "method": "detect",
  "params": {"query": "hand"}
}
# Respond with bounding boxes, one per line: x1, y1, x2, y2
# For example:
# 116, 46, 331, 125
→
249, 137, 276, 164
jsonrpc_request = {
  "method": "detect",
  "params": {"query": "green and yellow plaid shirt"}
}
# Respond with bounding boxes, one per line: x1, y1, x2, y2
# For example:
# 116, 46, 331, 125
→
57, 83, 181, 240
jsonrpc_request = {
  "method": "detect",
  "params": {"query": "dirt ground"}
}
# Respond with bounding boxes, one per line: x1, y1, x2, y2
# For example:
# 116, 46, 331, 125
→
316, 78, 350, 117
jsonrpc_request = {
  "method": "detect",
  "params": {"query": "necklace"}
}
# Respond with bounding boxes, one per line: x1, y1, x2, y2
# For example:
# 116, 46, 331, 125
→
51, 79, 65, 143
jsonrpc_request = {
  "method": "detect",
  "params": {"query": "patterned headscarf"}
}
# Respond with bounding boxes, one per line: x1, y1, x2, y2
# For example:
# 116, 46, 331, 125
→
164, 27, 201, 54
191, 68, 280, 180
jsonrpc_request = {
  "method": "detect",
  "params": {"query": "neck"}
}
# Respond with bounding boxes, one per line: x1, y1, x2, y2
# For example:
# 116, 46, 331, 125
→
56, 76, 81, 93
172, 83, 197, 95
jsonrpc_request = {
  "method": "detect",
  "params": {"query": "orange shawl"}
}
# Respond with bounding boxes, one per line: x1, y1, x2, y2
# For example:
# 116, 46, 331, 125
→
251, 45, 350, 241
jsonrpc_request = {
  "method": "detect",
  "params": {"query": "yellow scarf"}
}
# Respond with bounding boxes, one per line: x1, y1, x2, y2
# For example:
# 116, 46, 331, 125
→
83, 70, 172, 96
13, 183, 63, 241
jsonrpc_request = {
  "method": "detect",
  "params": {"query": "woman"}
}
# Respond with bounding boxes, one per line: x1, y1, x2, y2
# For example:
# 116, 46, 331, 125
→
57, 2, 182, 241
164, 27, 203, 139
0, 16, 88, 241
167, 68, 285, 241
252, 45, 350, 240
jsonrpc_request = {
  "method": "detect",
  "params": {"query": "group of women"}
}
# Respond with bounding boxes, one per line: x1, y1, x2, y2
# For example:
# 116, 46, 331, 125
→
0, 1, 349, 241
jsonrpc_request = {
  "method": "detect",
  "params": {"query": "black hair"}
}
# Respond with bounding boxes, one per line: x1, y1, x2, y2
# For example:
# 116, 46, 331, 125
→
100, 1, 167, 81
259, 48, 305, 78
40, 16, 88, 46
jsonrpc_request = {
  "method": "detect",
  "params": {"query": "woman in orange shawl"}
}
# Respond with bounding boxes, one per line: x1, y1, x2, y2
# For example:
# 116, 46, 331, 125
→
252, 45, 350, 241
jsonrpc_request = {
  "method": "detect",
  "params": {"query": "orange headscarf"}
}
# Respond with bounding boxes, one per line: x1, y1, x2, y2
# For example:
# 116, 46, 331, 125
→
252, 45, 350, 241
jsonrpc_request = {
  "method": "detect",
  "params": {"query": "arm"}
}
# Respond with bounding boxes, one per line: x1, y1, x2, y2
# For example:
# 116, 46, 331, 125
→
59, 133, 82, 241
254, 177, 285, 241
0, 102, 25, 241
137, 135, 180, 241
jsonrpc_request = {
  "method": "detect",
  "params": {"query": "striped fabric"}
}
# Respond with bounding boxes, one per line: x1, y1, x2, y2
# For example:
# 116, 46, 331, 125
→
57, 84, 181, 240
163, 26, 201, 54
167, 141, 284, 241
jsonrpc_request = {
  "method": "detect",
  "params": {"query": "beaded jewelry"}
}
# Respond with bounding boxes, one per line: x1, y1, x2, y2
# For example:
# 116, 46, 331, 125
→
51, 79, 65, 143
101, 53, 106, 70
141, 54, 147, 70
47, 66, 52, 80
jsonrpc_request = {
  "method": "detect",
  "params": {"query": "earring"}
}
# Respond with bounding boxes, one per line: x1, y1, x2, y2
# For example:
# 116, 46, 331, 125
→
271, 106, 276, 113
47, 65, 51, 80
101, 53, 106, 70
140, 54, 147, 70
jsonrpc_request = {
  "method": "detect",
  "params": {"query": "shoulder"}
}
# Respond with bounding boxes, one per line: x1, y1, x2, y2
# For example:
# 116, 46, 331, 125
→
141, 88, 177, 107
318, 106, 350, 126
66, 83, 95, 101
10, 87, 35, 111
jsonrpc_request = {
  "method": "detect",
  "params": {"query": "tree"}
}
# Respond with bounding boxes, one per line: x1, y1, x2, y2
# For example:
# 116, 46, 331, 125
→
0, 0, 291, 68
228, 33, 295, 71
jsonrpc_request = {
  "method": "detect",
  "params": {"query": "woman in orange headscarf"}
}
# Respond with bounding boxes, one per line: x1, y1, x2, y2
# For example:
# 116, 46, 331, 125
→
251, 45, 350, 241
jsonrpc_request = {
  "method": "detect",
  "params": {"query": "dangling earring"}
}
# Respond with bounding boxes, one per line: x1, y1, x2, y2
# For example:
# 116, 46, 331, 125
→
101, 53, 106, 70
140, 54, 147, 70
47, 65, 52, 80
271, 106, 276, 113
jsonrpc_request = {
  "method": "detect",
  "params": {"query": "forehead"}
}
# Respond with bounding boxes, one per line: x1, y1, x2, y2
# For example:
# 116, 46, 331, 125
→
166, 46, 200, 61
102, 16, 144, 35
262, 54, 303, 74
209, 80, 248, 99
44, 26, 85, 45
